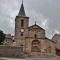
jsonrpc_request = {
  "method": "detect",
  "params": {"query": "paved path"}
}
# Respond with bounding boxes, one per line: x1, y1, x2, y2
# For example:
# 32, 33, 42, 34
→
0, 57, 60, 60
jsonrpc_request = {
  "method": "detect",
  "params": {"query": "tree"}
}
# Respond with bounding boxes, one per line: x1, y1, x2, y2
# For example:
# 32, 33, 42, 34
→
0, 30, 5, 44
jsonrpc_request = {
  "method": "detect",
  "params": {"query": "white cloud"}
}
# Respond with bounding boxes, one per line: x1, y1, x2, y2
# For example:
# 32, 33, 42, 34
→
54, 29, 60, 34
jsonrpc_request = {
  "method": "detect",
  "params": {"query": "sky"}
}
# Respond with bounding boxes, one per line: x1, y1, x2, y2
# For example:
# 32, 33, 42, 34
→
0, 0, 60, 39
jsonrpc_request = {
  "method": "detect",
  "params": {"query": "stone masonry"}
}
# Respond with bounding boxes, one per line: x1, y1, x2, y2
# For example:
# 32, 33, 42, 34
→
0, 45, 23, 58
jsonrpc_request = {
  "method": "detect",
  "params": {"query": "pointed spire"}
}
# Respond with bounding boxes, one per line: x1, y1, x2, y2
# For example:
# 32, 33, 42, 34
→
18, 0, 26, 17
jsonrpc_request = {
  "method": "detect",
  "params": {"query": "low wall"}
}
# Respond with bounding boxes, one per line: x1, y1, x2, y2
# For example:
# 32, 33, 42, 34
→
0, 45, 23, 58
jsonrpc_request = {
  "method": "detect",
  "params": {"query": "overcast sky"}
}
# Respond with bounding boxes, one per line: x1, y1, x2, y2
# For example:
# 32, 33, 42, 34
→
0, 0, 60, 39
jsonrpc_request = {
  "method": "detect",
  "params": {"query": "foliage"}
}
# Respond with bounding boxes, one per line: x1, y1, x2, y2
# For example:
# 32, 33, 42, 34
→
0, 30, 5, 44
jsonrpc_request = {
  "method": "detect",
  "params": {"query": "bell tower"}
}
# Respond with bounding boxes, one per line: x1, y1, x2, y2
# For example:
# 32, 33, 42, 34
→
15, 1, 29, 46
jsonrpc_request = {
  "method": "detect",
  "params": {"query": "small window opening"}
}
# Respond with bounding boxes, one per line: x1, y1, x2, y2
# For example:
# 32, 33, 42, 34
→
21, 33, 23, 36
21, 19, 24, 27
35, 34, 37, 38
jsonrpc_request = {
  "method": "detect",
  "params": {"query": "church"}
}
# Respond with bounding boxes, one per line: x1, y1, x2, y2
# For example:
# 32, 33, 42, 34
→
14, 1, 56, 55
3, 1, 60, 57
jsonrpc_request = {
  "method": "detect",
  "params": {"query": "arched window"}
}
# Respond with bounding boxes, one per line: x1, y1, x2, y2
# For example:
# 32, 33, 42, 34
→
21, 19, 24, 27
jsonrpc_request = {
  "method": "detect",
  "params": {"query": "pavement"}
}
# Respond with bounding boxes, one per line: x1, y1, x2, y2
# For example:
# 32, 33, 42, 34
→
0, 57, 60, 60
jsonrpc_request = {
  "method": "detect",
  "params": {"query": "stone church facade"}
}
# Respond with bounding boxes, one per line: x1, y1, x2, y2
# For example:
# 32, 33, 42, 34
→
3, 1, 60, 57
14, 2, 56, 55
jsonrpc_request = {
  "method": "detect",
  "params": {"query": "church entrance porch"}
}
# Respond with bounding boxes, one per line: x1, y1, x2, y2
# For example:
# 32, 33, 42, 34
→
31, 40, 41, 52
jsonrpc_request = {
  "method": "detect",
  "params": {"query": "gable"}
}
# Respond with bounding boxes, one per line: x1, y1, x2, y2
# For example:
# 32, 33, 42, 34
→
29, 24, 44, 31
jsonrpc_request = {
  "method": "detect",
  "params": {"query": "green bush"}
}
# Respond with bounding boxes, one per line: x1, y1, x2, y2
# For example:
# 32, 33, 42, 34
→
0, 30, 5, 44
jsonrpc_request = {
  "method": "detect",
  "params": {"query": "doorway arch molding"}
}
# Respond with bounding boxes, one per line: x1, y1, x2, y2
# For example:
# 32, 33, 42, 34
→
31, 40, 41, 52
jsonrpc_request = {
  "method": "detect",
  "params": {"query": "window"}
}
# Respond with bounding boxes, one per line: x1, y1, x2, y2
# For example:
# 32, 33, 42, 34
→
35, 34, 37, 38
21, 19, 24, 27
21, 33, 23, 36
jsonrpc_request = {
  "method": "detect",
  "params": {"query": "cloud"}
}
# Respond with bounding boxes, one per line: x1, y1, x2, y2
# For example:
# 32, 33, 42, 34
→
0, 0, 19, 35
0, 0, 60, 39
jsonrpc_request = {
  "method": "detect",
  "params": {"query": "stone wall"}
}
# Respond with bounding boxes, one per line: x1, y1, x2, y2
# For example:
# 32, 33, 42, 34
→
0, 45, 23, 58
46, 39, 56, 55
25, 37, 56, 55
52, 34, 60, 49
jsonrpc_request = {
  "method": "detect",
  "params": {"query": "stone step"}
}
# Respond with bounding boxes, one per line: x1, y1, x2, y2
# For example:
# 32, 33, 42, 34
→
24, 52, 59, 58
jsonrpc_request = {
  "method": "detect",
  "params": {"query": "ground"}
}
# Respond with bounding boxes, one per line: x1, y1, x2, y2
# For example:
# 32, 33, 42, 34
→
0, 57, 60, 60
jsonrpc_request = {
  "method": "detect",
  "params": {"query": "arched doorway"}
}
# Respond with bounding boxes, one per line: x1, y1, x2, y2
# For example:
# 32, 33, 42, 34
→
31, 40, 41, 52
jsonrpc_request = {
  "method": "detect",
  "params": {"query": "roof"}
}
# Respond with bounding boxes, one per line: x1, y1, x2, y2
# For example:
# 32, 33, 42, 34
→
29, 24, 44, 30
45, 37, 55, 43
18, 1, 26, 17
52, 34, 60, 40
54, 34, 60, 37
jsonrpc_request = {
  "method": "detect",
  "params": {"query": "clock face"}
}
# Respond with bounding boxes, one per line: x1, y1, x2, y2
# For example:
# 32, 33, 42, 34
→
21, 29, 24, 32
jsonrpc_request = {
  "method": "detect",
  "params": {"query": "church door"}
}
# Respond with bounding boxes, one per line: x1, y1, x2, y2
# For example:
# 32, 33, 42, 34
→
32, 46, 40, 52
31, 40, 41, 52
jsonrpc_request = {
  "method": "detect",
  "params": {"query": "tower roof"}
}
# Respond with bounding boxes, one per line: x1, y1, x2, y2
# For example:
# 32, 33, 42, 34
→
18, 1, 26, 17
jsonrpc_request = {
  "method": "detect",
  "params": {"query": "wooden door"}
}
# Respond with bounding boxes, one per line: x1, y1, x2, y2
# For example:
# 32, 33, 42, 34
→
32, 46, 40, 52
31, 40, 41, 52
